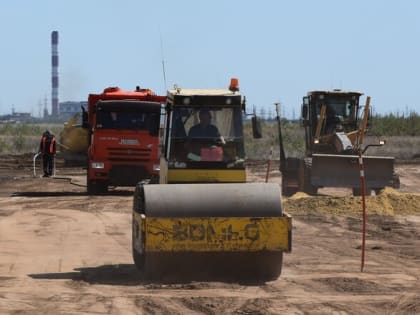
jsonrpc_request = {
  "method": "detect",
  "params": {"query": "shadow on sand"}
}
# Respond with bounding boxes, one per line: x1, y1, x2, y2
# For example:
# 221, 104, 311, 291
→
28, 263, 267, 286
11, 191, 133, 197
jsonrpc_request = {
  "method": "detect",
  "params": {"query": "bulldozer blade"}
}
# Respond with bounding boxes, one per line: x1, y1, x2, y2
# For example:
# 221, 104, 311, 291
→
311, 154, 395, 189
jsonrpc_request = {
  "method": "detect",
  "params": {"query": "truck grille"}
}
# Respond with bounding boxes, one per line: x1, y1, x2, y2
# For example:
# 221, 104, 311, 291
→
107, 147, 151, 162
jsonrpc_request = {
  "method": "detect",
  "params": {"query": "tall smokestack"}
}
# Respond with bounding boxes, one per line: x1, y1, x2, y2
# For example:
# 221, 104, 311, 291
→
51, 31, 59, 117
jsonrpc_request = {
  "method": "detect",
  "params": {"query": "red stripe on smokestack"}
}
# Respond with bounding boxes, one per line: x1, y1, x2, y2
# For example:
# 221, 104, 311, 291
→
51, 31, 59, 117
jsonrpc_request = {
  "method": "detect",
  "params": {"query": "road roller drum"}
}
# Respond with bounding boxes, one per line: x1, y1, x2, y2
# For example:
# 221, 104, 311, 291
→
132, 183, 292, 280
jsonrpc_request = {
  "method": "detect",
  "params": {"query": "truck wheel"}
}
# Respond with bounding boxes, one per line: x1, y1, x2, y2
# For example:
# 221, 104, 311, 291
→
87, 180, 107, 195
87, 179, 95, 195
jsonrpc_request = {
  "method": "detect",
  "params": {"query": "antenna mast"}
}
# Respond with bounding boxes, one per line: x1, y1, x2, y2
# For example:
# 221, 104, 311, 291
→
160, 34, 167, 91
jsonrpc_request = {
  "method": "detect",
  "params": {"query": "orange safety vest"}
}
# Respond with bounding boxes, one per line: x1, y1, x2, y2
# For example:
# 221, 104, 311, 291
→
41, 136, 56, 154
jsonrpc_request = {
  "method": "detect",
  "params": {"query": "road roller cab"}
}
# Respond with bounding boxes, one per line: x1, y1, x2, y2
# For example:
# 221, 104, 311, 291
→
160, 80, 247, 184
132, 79, 292, 281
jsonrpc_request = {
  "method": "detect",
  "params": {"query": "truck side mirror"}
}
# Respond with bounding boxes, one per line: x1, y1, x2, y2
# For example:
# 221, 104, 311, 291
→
252, 116, 262, 139
302, 104, 308, 119
81, 106, 89, 129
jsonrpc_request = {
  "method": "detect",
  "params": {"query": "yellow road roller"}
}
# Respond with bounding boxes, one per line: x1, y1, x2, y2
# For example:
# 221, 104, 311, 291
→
132, 79, 292, 280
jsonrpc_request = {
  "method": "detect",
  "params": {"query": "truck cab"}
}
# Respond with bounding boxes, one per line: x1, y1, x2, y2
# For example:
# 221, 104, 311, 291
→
86, 87, 165, 194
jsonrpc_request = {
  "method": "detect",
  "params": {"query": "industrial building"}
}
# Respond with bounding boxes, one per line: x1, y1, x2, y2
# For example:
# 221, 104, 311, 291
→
59, 101, 87, 121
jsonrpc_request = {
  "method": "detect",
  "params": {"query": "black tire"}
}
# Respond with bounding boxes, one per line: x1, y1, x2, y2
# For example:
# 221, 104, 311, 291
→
352, 187, 371, 196
87, 179, 95, 195
87, 179, 107, 195
300, 158, 318, 195
392, 173, 400, 189
282, 179, 298, 197
282, 157, 302, 197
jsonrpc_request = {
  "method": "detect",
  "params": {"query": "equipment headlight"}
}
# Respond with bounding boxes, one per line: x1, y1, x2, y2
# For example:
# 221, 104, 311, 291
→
153, 164, 160, 171
183, 97, 191, 105
91, 162, 105, 169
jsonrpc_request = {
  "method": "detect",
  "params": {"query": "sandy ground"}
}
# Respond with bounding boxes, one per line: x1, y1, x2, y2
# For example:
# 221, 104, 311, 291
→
0, 156, 419, 314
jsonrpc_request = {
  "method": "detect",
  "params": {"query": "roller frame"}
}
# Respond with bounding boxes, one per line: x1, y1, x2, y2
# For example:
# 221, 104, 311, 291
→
132, 182, 292, 280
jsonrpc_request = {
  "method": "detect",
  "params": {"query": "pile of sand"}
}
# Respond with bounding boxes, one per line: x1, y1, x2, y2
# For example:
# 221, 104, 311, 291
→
284, 187, 420, 216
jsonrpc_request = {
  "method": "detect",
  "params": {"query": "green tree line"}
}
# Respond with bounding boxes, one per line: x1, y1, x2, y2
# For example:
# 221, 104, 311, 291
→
370, 112, 420, 136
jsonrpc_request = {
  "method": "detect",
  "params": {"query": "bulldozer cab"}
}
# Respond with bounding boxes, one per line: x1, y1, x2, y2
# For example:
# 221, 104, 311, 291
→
302, 90, 363, 154
280, 89, 397, 196
160, 88, 247, 183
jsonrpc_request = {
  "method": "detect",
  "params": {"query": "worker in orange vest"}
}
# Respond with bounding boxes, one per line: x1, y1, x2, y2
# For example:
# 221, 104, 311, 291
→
39, 130, 56, 177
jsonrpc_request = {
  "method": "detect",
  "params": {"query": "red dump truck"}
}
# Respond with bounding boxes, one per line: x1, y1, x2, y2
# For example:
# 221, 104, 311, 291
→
84, 86, 165, 194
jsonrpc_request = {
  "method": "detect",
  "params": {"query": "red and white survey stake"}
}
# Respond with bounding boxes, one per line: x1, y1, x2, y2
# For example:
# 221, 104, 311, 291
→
358, 149, 367, 272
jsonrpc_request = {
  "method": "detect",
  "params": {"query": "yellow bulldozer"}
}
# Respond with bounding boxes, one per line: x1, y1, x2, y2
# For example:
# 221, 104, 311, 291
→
132, 79, 292, 280
279, 90, 399, 196
58, 110, 89, 166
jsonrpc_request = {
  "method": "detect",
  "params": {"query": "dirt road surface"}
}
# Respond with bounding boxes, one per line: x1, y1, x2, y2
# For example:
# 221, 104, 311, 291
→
0, 156, 419, 314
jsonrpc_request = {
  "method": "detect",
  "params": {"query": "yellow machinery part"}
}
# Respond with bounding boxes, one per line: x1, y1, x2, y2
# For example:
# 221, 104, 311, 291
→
134, 213, 291, 252
314, 103, 326, 142
356, 96, 371, 147
167, 168, 246, 183
59, 113, 89, 154
132, 182, 290, 280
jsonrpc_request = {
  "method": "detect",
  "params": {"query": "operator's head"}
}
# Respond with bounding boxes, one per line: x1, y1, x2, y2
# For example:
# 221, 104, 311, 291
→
199, 110, 212, 126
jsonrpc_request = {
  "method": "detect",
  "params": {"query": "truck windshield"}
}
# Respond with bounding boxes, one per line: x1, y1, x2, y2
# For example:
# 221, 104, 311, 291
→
168, 107, 245, 165
96, 110, 159, 131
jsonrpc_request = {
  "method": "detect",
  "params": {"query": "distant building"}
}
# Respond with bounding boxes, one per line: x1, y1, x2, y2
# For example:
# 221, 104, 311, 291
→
0, 112, 32, 123
59, 101, 87, 120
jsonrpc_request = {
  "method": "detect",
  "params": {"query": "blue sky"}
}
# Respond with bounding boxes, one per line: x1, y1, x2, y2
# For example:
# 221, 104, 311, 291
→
1, 0, 419, 118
